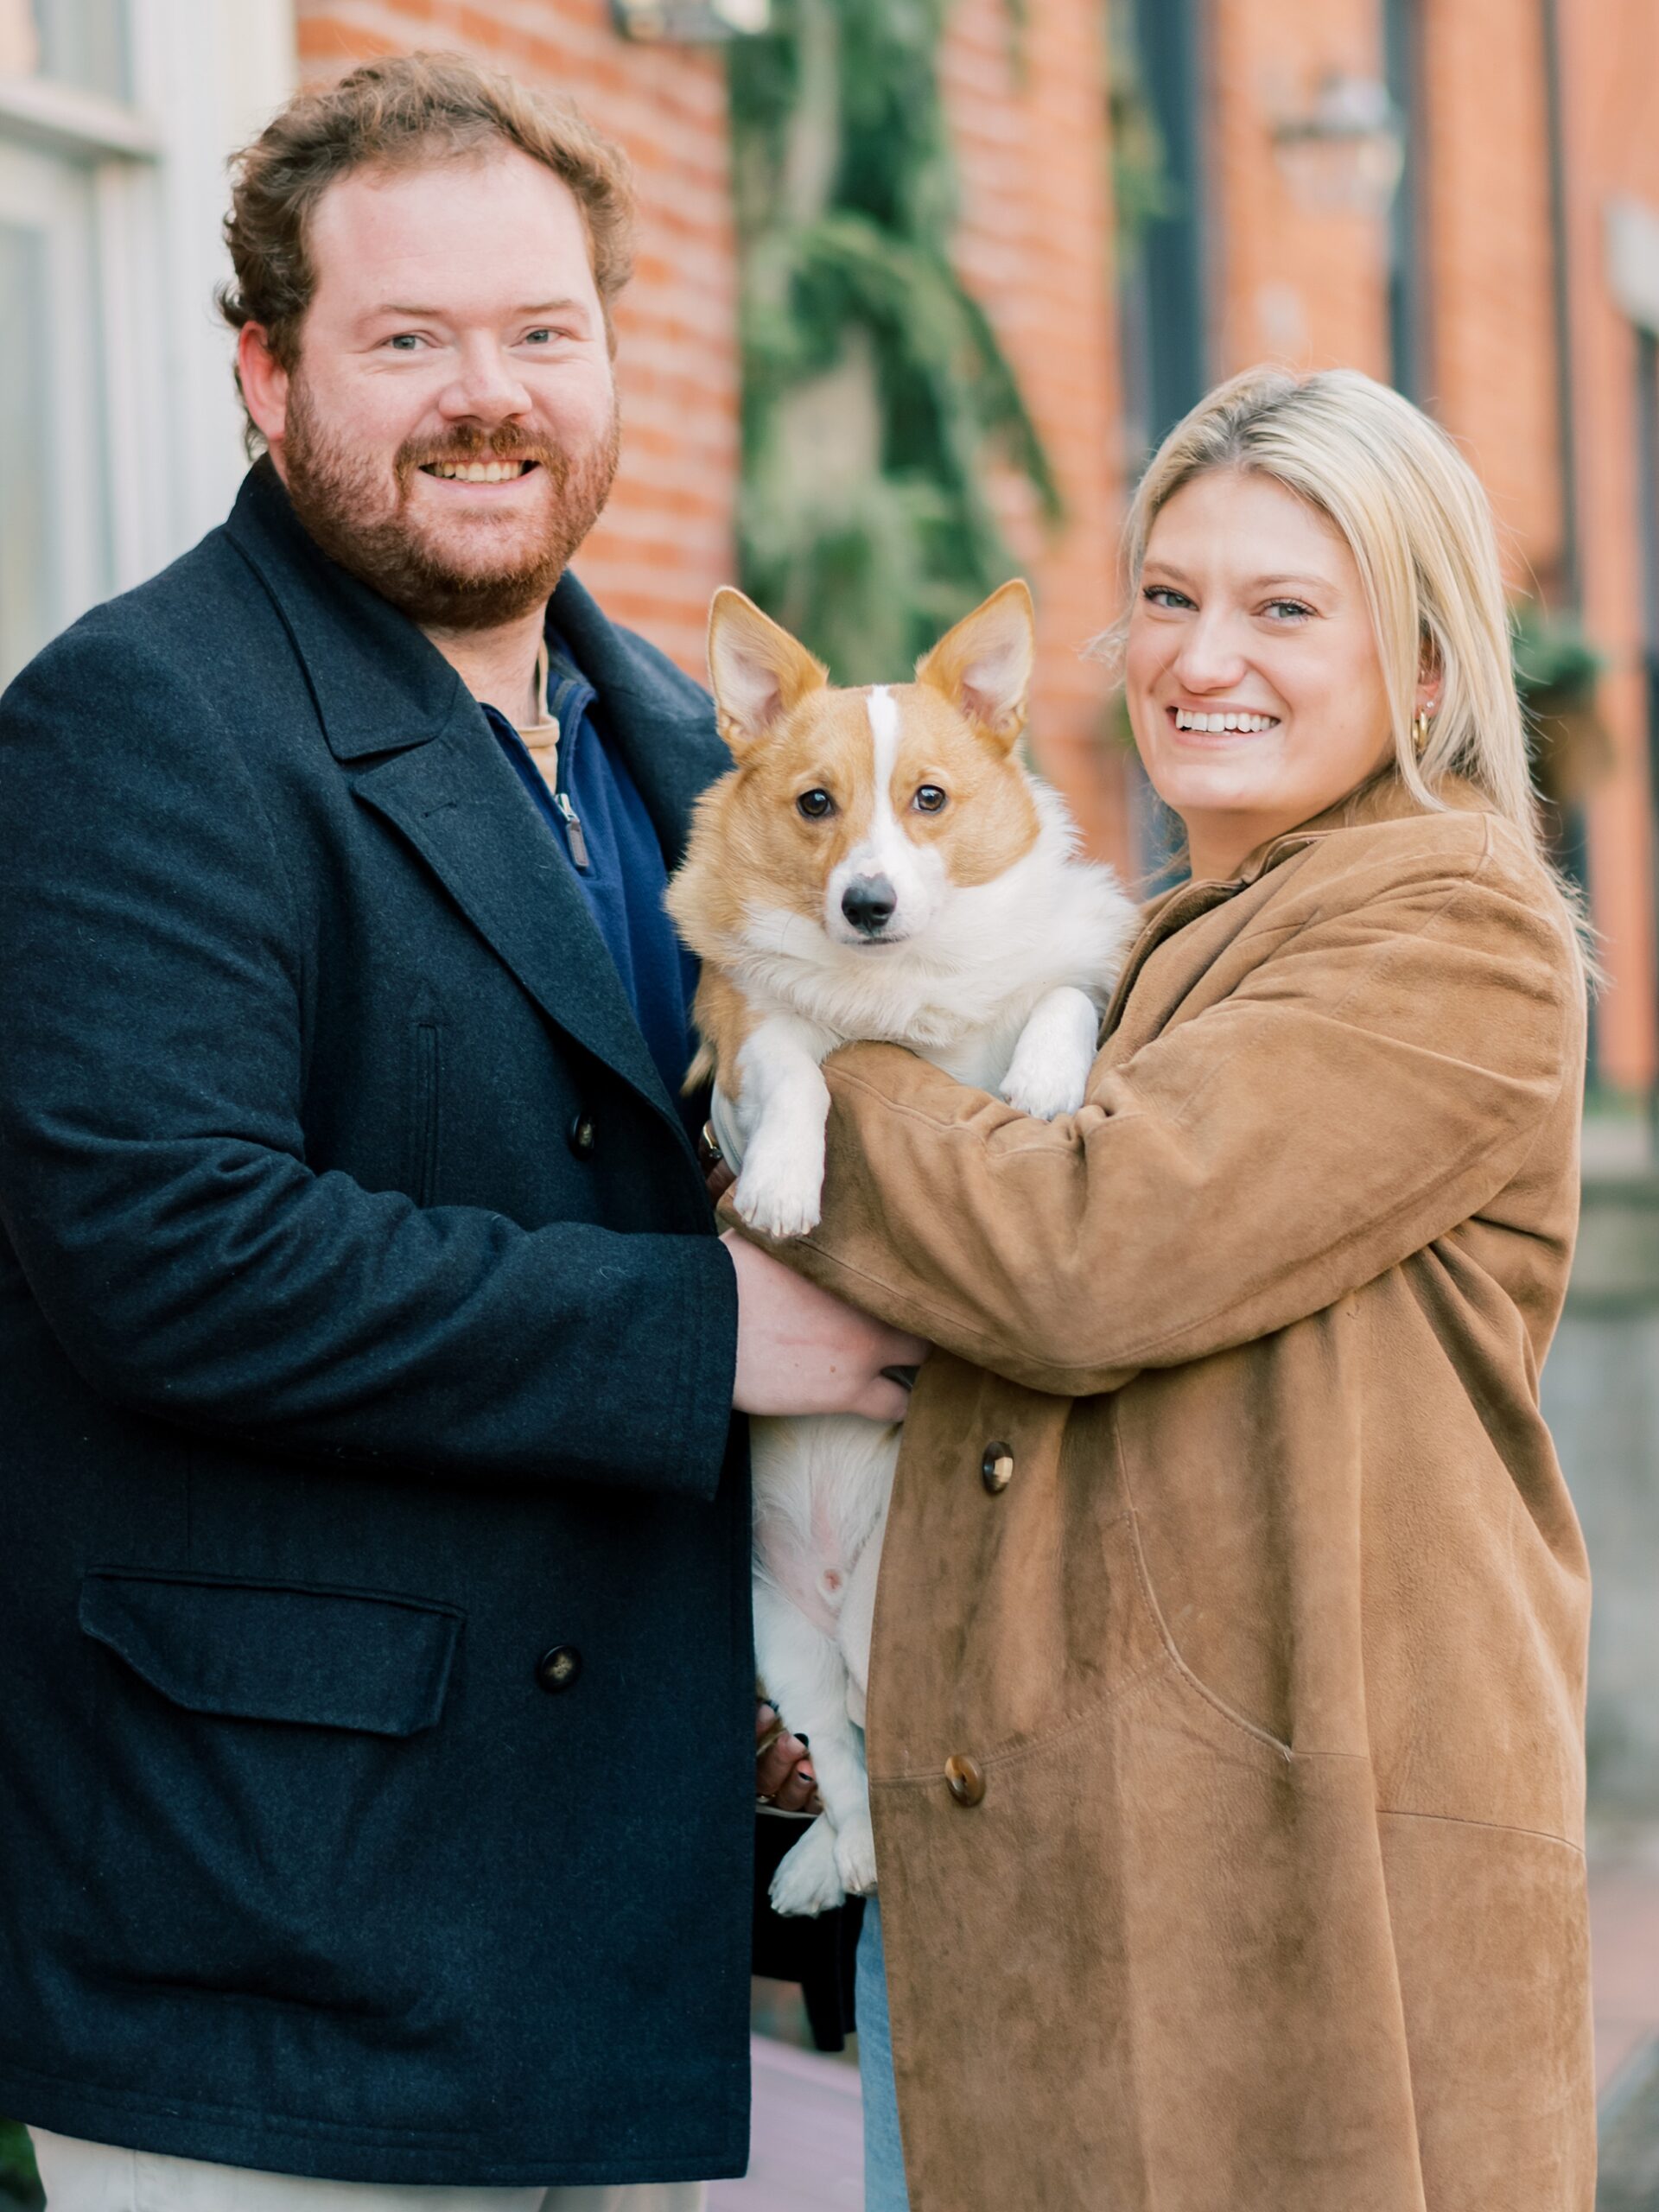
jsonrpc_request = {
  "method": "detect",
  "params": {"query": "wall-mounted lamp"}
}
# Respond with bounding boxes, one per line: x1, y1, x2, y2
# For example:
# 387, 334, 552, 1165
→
1272, 74, 1404, 217
610, 0, 769, 39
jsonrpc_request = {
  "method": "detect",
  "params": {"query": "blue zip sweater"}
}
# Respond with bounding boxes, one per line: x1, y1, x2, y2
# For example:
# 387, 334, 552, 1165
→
482, 626, 701, 1120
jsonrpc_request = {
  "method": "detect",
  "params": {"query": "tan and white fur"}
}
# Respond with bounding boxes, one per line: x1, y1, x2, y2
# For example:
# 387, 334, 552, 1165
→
667, 580, 1135, 1914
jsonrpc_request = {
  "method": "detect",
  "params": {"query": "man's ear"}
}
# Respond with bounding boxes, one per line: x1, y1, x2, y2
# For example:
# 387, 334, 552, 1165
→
915, 579, 1035, 753
707, 588, 830, 760
237, 323, 290, 459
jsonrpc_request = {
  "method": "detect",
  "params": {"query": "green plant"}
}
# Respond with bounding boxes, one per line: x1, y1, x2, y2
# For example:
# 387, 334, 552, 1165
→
1510, 596, 1602, 713
1510, 596, 1611, 810
1103, 0, 1179, 269
728, 0, 1062, 679
0, 2119, 41, 2211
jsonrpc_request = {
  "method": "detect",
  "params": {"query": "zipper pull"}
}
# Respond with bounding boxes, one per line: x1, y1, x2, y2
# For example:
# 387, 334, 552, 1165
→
554, 791, 591, 871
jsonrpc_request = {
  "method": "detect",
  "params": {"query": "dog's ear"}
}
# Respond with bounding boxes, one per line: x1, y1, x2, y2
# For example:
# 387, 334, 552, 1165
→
708, 588, 830, 759
915, 580, 1034, 753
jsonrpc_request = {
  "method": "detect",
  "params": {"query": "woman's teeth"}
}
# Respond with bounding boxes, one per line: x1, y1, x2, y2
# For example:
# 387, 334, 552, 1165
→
423, 460, 531, 482
1173, 709, 1277, 733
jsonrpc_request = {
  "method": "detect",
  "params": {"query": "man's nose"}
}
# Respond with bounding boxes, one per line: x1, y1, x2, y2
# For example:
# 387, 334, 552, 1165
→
438, 342, 532, 425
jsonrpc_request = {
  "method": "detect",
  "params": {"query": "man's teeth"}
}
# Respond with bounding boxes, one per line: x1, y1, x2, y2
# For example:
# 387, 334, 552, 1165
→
1173, 709, 1278, 733
423, 460, 530, 482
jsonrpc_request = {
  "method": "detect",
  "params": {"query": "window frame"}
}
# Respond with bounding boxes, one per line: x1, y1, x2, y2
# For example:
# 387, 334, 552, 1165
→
0, 0, 295, 682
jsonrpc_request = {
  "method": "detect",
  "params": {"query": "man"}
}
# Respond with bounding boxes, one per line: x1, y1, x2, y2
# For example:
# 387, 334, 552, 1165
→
0, 51, 919, 2211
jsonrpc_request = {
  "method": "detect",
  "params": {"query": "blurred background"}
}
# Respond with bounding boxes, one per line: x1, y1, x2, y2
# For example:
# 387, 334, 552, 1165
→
3, 1, 1659, 2204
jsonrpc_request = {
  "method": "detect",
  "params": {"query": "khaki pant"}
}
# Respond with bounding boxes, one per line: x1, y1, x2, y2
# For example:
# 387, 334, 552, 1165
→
29, 2131, 709, 2212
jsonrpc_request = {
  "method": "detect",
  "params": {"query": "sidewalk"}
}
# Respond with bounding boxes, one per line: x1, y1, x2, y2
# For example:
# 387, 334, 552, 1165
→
709, 2037, 863, 2211
1592, 1821, 1659, 2096
718, 1828, 1659, 2211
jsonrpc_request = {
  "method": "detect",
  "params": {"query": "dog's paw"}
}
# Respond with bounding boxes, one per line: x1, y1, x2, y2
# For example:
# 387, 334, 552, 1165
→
1001, 1046, 1090, 1121
769, 1815, 846, 1917
1001, 986, 1098, 1121
832, 1807, 878, 1897
733, 1141, 824, 1239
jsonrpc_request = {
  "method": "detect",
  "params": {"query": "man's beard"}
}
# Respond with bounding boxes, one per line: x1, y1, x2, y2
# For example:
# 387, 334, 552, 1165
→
280, 377, 620, 632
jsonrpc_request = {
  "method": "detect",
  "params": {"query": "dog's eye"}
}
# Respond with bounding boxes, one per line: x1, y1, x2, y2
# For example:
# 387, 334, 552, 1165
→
797, 788, 835, 820
913, 785, 948, 814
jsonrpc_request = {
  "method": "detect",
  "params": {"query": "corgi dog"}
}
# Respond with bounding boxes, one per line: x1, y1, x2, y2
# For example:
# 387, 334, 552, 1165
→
666, 579, 1135, 1914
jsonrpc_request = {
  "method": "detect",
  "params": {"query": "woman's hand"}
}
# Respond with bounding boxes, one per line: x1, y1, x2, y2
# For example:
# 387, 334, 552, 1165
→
756, 1700, 820, 1812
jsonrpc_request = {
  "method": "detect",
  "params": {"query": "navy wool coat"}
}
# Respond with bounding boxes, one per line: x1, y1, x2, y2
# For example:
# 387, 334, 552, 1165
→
0, 463, 754, 2187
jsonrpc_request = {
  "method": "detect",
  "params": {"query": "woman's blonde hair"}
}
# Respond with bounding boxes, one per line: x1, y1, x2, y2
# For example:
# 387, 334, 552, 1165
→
1107, 364, 1575, 902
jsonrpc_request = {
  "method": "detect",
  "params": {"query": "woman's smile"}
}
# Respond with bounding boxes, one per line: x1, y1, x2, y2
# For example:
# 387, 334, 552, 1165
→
1166, 702, 1282, 737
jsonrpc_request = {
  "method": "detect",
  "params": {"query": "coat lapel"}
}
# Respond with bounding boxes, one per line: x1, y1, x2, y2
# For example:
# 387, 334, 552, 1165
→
346, 722, 688, 1137
225, 465, 704, 1149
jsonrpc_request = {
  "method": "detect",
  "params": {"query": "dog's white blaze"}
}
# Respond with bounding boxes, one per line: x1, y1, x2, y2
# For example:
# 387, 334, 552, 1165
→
823, 683, 944, 941
866, 684, 899, 802
860, 685, 907, 877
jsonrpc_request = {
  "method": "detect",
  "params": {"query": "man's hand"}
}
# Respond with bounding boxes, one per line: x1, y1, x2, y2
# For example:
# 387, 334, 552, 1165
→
756, 1700, 819, 1812
723, 1232, 925, 1421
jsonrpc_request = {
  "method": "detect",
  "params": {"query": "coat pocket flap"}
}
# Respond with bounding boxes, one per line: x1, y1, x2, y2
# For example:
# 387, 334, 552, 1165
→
79, 1571, 463, 1736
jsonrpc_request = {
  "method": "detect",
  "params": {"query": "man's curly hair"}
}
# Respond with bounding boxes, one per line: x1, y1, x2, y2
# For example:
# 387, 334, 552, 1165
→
218, 50, 637, 452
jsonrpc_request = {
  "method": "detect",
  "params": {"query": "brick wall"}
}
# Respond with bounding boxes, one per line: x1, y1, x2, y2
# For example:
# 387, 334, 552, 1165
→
1418, 0, 1562, 580
293, 0, 739, 677
940, 0, 1131, 868
1413, 0, 1659, 1090
1209, 0, 1391, 382
1555, 0, 1659, 1090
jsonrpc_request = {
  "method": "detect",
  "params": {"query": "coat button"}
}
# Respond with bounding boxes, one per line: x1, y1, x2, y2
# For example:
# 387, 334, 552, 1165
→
981, 1441, 1014, 1494
944, 1753, 985, 1806
567, 1112, 596, 1159
536, 1644, 582, 1694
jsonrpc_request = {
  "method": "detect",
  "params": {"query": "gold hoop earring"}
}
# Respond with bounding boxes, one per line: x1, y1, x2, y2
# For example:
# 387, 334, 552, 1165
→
1414, 707, 1431, 755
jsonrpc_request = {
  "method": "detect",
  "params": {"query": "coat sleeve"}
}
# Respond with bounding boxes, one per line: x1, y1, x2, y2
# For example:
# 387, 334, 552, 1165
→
0, 622, 737, 1495
729, 822, 1582, 1396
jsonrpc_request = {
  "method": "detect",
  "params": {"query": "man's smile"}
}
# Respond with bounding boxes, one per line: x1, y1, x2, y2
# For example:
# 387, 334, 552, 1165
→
417, 458, 541, 484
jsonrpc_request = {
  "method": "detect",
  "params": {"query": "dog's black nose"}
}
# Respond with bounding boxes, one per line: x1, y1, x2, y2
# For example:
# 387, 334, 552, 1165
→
842, 875, 897, 936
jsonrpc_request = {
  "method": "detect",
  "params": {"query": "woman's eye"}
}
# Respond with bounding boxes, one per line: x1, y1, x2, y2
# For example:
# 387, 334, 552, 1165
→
1265, 599, 1314, 620
797, 788, 835, 820
913, 785, 947, 814
1142, 585, 1192, 610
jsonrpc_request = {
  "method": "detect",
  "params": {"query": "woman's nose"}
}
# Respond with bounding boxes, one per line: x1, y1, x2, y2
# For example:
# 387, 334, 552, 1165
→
1173, 612, 1249, 693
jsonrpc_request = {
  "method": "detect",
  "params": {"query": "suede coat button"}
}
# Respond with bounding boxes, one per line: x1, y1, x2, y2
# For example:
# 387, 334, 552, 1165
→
945, 1753, 985, 1806
536, 1644, 582, 1693
567, 1113, 596, 1158
981, 1441, 1014, 1494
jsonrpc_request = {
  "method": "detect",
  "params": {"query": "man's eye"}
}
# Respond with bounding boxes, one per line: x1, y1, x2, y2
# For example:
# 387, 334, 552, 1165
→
913, 785, 947, 813
387, 333, 423, 352
797, 789, 835, 820
524, 328, 554, 346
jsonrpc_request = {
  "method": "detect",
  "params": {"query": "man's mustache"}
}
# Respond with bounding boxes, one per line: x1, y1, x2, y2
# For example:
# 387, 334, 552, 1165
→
394, 426, 569, 489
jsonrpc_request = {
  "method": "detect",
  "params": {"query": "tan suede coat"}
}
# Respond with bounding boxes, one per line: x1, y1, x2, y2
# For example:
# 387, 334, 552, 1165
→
751, 777, 1594, 2210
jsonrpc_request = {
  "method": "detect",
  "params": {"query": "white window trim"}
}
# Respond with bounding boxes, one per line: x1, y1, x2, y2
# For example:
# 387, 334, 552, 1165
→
116, 0, 297, 585
1, 0, 295, 629
0, 71, 160, 158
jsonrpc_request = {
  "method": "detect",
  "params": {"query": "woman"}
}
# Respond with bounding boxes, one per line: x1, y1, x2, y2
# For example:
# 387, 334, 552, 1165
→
734, 365, 1595, 2210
